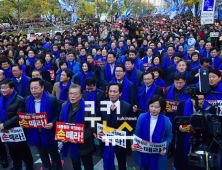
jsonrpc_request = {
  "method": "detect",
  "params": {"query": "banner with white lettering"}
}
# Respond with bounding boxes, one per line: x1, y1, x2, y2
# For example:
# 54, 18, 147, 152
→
97, 123, 126, 148
0, 127, 26, 142
133, 135, 166, 153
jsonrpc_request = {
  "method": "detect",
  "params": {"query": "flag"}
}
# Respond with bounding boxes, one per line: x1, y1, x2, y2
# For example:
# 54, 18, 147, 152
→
165, 0, 173, 4
12, 12, 17, 16
191, 3, 195, 17
72, 11, 77, 24
170, 10, 177, 19
87, 0, 90, 3
47, 11, 51, 20
145, 9, 149, 13
185, 6, 189, 12
59, 0, 69, 11
197, 0, 203, 16
115, 11, 119, 20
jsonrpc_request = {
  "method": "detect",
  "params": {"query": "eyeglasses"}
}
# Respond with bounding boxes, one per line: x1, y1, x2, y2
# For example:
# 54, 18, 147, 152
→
1, 87, 9, 90
115, 70, 124, 73
30, 86, 40, 90
69, 92, 79, 96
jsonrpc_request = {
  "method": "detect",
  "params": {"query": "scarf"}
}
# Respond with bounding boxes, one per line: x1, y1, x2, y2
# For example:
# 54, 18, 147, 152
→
101, 56, 108, 62
1, 67, 12, 79
68, 61, 74, 70
13, 73, 29, 97
183, 98, 210, 154
59, 81, 71, 100
166, 83, 189, 101
151, 63, 161, 69
105, 61, 118, 82
202, 49, 210, 59
164, 54, 174, 70
87, 87, 97, 110
205, 82, 222, 100
45, 61, 53, 70
22, 64, 27, 74
52, 50, 60, 59
140, 111, 165, 169
178, 51, 186, 54
0, 91, 15, 123
138, 82, 156, 111
134, 58, 141, 70
80, 71, 93, 90
110, 48, 117, 53
211, 55, 220, 69
142, 44, 149, 50
104, 143, 115, 170
198, 45, 205, 53
111, 75, 130, 103
184, 53, 191, 60
62, 99, 85, 161
119, 47, 125, 55
27, 91, 56, 149
142, 56, 152, 64
155, 77, 166, 88
126, 67, 138, 102
94, 54, 102, 60
156, 46, 163, 51
174, 70, 188, 78
91, 61, 96, 68
190, 60, 199, 70
28, 56, 36, 69
80, 55, 86, 63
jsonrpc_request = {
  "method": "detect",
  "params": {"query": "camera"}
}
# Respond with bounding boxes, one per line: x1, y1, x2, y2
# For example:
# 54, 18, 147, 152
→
173, 68, 222, 169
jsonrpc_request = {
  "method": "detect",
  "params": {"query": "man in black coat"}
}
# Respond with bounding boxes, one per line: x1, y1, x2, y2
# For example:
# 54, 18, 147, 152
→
60, 84, 95, 170
34, 58, 51, 83
167, 59, 194, 86
209, 47, 222, 69
0, 79, 33, 170
127, 18, 136, 40
31, 70, 53, 94
190, 57, 210, 83
97, 82, 134, 170
82, 78, 106, 114
174, 95, 216, 170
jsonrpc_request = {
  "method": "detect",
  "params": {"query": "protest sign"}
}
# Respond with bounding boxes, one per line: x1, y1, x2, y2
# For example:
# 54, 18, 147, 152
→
0, 127, 26, 142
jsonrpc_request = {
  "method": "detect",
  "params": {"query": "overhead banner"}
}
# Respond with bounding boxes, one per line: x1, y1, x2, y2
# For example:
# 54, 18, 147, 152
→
201, 0, 216, 25
133, 135, 166, 153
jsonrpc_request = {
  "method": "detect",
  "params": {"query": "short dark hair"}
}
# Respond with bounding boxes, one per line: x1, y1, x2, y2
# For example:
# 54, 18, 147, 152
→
129, 50, 137, 55
12, 64, 22, 70
125, 57, 135, 64
81, 61, 92, 71
80, 47, 87, 52
32, 70, 42, 76
147, 94, 166, 112
86, 54, 94, 59
59, 60, 68, 67
152, 55, 162, 64
59, 49, 66, 54
61, 68, 73, 80
115, 64, 125, 72
29, 78, 44, 87
168, 46, 175, 50
1, 79, 15, 88
147, 47, 153, 52
191, 52, 199, 60
34, 58, 44, 64
200, 57, 210, 65
174, 72, 186, 81
210, 47, 217, 53
176, 59, 187, 66
45, 53, 54, 61
142, 71, 154, 79
1, 59, 10, 65
85, 77, 96, 86
152, 67, 162, 75
108, 82, 123, 93
69, 84, 83, 94
108, 51, 116, 58
209, 69, 221, 78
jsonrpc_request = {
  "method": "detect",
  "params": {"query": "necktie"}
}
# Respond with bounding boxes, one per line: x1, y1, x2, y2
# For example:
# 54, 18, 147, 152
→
111, 103, 115, 111
17, 79, 21, 83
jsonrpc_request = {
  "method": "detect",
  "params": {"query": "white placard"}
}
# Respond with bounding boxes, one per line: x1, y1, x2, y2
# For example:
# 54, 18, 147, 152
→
201, 16, 214, 25
210, 32, 219, 37
97, 123, 126, 148
0, 127, 26, 142
206, 100, 222, 116
133, 135, 166, 153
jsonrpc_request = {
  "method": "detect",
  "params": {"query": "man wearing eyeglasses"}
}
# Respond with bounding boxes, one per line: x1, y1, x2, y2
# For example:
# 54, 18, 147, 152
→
19, 78, 62, 170
0, 79, 33, 170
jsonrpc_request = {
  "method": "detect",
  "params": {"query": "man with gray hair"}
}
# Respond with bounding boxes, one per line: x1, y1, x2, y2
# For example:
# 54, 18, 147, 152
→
59, 84, 95, 170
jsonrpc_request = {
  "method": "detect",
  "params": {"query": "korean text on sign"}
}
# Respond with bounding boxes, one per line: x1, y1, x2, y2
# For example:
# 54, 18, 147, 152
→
55, 122, 84, 143
133, 135, 166, 153
0, 127, 26, 142
165, 99, 179, 112
17, 112, 48, 128
97, 123, 126, 148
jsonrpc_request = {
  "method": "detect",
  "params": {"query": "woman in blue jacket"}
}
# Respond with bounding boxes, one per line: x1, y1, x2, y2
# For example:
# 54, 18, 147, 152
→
132, 94, 172, 170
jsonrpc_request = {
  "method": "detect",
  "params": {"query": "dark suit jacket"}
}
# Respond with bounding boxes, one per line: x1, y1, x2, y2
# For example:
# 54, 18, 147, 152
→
11, 76, 31, 97
167, 73, 195, 86
82, 89, 106, 114
25, 65, 33, 78
97, 99, 134, 136
25, 94, 61, 128
148, 64, 167, 82
92, 64, 101, 88
127, 69, 143, 88
42, 69, 52, 83
77, 72, 96, 86
136, 84, 164, 106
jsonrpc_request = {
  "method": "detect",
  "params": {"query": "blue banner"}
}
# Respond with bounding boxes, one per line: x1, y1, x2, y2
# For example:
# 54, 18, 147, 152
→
203, 0, 214, 12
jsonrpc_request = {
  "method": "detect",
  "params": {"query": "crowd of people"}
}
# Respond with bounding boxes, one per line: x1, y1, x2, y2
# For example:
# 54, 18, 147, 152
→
0, 14, 221, 170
